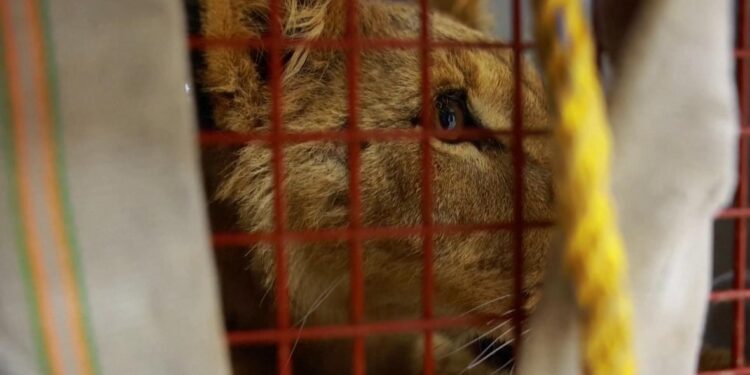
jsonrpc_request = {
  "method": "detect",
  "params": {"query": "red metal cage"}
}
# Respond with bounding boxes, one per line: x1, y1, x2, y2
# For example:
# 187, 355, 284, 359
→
190, 0, 750, 373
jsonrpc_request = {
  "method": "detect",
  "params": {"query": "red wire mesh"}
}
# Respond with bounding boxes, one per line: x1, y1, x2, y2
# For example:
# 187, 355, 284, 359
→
734, 0, 749, 369
191, 0, 750, 373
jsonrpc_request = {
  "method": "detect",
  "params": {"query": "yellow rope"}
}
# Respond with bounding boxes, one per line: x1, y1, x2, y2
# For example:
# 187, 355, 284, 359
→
533, 1, 635, 374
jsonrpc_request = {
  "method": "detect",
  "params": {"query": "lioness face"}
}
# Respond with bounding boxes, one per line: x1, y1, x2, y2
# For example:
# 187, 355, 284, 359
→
201, 0, 552, 365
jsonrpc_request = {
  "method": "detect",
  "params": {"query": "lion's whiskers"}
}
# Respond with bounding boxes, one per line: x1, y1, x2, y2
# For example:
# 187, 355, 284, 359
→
284, 277, 345, 370
438, 319, 510, 360
464, 328, 531, 373
459, 295, 511, 316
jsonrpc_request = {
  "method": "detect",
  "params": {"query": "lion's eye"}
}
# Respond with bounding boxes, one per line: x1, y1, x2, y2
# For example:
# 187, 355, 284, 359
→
435, 95, 467, 131
425, 91, 504, 150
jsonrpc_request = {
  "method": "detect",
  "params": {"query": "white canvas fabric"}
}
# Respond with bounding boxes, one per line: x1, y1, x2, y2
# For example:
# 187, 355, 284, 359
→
0, 1, 230, 374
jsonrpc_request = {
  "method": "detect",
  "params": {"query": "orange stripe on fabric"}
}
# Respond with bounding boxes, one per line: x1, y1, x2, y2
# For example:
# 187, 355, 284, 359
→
23, 1, 94, 374
0, 1, 66, 374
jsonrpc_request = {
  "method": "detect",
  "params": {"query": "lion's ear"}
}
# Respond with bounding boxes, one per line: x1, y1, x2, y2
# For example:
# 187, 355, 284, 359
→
201, 0, 344, 39
430, 0, 490, 31
199, 0, 344, 94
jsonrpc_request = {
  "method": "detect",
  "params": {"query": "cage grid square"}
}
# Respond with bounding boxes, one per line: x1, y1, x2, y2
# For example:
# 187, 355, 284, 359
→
190, 0, 750, 374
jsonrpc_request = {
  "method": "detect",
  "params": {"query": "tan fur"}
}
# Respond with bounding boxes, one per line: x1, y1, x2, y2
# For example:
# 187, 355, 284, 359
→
199, 0, 553, 373
430, 0, 490, 31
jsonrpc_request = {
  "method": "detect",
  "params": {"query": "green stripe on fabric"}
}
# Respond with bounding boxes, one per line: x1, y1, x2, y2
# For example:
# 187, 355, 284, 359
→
0, 25, 52, 375
36, 1, 102, 373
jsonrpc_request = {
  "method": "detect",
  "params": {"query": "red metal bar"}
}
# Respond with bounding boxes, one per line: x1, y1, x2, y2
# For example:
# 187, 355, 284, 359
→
712, 289, 750, 302
266, 0, 292, 372
418, 0, 434, 372
227, 315, 498, 345
510, 0, 526, 357
344, 0, 366, 372
721, 207, 750, 219
734, 0, 749, 367
199, 128, 550, 146
211, 221, 554, 247
698, 368, 750, 375
188, 36, 532, 51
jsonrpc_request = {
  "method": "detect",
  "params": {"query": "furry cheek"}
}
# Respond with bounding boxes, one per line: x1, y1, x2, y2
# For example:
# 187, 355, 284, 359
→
432, 139, 494, 171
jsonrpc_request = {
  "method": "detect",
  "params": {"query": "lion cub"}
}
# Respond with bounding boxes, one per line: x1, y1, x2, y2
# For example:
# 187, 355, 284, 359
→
197, 0, 553, 373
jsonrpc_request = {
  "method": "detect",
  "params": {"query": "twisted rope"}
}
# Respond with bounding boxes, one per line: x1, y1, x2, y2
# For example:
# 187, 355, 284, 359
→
533, 1, 635, 374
